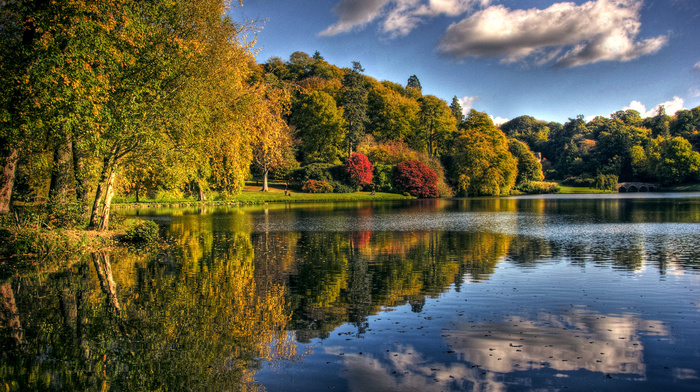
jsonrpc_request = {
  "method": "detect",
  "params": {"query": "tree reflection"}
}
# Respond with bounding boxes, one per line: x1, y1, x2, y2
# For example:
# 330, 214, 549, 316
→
282, 230, 510, 339
1, 237, 293, 391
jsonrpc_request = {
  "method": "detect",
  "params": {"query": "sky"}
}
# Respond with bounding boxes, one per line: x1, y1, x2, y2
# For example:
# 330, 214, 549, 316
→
231, 0, 700, 124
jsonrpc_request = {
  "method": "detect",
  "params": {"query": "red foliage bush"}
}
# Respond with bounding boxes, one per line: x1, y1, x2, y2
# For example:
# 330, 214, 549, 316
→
302, 179, 334, 193
394, 160, 439, 198
343, 152, 373, 188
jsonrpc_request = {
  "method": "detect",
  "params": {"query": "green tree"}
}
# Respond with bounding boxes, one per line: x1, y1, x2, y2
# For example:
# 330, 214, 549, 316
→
450, 96, 464, 124
341, 62, 369, 156
366, 83, 420, 142
509, 138, 544, 186
448, 110, 517, 196
411, 95, 457, 157
290, 91, 346, 164
647, 136, 700, 185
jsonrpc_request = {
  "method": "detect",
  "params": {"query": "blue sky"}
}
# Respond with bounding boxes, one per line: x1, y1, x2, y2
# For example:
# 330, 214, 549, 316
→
232, 0, 700, 124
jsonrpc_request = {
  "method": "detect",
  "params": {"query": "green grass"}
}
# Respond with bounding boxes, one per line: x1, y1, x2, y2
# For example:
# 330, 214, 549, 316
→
556, 185, 612, 194
233, 189, 413, 203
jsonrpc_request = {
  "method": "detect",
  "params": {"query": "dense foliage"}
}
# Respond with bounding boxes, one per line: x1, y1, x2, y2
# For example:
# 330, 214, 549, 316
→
2, 0, 700, 228
343, 152, 373, 188
394, 161, 439, 198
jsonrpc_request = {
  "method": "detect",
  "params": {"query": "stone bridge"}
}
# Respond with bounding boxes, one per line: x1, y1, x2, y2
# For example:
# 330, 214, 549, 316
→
617, 182, 659, 192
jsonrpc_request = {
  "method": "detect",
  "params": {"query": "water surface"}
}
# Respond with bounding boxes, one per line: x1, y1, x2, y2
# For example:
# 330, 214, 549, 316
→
1, 193, 699, 391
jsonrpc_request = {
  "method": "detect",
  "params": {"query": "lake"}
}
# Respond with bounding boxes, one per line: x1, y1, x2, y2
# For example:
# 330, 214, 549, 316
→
1, 193, 699, 391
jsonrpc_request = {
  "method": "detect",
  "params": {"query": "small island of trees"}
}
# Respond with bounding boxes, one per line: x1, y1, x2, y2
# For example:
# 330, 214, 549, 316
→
2, 0, 700, 234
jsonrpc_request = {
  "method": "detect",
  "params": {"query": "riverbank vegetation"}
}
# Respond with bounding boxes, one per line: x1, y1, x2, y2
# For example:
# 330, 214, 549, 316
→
2, 0, 700, 236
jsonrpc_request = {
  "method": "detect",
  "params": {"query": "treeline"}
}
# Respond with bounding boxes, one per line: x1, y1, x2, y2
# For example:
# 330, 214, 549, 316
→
262, 51, 549, 198
500, 109, 700, 187
3, 1, 700, 232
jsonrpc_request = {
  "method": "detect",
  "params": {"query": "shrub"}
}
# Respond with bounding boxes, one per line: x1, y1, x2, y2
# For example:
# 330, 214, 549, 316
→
302, 179, 334, 193
595, 173, 618, 191
372, 164, 396, 192
329, 181, 354, 193
394, 160, 439, 198
291, 163, 336, 188
562, 176, 595, 187
343, 152, 373, 188
519, 181, 561, 194
123, 220, 160, 243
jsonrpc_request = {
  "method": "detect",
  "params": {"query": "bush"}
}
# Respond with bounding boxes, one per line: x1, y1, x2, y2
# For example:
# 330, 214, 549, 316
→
302, 179, 334, 193
343, 152, 373, 188
595, 173, 618, 191
519, 181, 561, 194
372, 164, 396, 192
394, 160, 439, 198
291, 163, 335, 183
562, 176, 595, 187
123, 220, 160, 243
329, 181, 355, 193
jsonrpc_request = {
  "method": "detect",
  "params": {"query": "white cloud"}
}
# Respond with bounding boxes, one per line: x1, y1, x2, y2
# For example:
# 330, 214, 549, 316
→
693, 61, 700, 71
438, 0, 668, 68
622, 96, 686, 118
321, 0, 489, 37
689, 88, 700, 98
458, 95, 479, 114
491, 116, 509, 125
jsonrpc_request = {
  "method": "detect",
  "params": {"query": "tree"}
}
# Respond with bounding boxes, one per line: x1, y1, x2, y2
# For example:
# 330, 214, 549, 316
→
366, 83, 420, 142
450, 96, 464, 124
341, 62, 369, 156
448, 110, 517, 196
343, 152, 373, 188
508, 139, 544, 186
646, 136, 700, 185
251, 76, 294, 191
406, 74, 422, 99
290, 90, 346, 164
394, 160, 439, 198
414, 95, 457, 157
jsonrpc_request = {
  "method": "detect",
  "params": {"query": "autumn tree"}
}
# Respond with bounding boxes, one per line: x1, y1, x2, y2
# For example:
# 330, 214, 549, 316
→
394, 160, 439, 198
448, 110, 517, 196
343, 152, 373, 189
250, 75, 294, 191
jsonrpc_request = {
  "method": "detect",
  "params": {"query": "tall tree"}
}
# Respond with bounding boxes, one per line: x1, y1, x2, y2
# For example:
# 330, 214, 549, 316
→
450, 96, 464, 124
341, 61, 369, 156
251, 76, 294, 191
448, 110, 517, 196
414, 95, 457, 157
290, 91, 346, 164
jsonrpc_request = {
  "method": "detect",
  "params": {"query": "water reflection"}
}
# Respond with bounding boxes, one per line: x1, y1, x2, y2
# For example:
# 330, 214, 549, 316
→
339, 309, 673, 392
1, 243, 293, 391
3, 194, 700, 391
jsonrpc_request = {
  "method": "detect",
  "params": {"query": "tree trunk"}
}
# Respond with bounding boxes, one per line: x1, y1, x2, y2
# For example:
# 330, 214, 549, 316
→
196, 180, 206, 201
0, 281, 25, 346
98, 167, 117, 231
72, 137, 89, 205
49, 133, 73, 203
89, 155, 115, 229
0, 147, 19, 214
261, 168, 269, 192
92, 251, 120, 312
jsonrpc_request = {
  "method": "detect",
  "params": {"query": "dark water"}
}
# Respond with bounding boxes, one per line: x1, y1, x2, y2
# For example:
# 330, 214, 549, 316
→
1, 194, 699, 391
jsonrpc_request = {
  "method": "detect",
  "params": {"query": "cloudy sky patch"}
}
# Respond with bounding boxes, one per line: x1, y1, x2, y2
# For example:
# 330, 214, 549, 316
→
437, 0, 668, 67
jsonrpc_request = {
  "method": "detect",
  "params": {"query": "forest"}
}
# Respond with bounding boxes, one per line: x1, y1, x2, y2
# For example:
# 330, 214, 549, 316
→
2, 0, 700, 232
